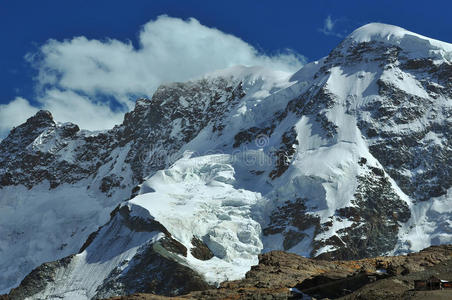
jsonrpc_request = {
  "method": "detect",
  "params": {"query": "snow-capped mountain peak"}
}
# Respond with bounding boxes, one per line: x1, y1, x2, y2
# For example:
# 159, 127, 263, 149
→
343, 23, 452, 61
1, 23, 451, 299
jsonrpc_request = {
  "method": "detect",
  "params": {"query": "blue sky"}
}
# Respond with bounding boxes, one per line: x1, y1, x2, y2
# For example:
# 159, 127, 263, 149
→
0, 0, 451, 136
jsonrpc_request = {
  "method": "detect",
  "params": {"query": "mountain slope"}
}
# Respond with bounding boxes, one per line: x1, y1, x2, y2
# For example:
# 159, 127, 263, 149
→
1, 23, 451, 298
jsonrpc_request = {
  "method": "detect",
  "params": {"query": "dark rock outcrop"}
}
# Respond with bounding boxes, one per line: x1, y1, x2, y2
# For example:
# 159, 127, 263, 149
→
190, 237, 214, 261
315, 166, 411, 260
8, 255, 74, 300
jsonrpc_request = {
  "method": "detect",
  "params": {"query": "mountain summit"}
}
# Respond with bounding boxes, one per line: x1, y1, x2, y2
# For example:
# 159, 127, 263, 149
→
347, 23, 452, 55
1, 23, 451, 298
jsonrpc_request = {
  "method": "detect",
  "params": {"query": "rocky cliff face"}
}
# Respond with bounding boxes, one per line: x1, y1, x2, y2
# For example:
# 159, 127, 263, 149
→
1, 23, 451, 298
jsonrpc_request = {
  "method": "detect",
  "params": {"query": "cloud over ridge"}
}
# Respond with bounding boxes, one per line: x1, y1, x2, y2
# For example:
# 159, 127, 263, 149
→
0, 15, 304, 138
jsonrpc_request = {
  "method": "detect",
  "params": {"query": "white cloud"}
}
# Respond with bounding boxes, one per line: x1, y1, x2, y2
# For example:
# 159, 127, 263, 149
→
30, 16, 303, 104
318, 15, 344, 38
0, 97, 38, 138
325, 15, 334, 32
0, 15, 305, 139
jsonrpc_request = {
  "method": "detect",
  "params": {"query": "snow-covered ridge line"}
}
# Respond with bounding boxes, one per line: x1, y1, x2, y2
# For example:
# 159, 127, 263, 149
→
346, 23, 452, 60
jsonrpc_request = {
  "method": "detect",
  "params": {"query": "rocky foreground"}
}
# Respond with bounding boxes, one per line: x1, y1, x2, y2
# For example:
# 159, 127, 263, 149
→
1, 243, 452, 300
103, 245, 452, 300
